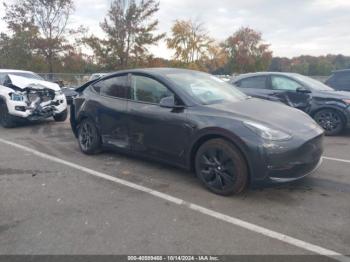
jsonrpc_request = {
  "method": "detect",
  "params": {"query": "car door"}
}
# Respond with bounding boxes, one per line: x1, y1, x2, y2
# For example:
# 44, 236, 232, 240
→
92, 74, 130, 149
234, 75, 279, 101
127, 74, 190, 166
269, 75, 312, 112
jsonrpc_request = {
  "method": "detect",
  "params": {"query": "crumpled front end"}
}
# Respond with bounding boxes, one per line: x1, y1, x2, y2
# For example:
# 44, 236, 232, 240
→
4, 75, 67, 121
7, 88, 66, 120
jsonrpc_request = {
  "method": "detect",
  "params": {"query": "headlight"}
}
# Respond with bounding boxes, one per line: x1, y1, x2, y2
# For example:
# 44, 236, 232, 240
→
343, 99, 350, 105
244, 121, 292, 141
10, 93, 25, 102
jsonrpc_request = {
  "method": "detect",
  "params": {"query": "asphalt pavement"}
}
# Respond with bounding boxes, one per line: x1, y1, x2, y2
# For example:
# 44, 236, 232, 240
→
0, 119, 349, 259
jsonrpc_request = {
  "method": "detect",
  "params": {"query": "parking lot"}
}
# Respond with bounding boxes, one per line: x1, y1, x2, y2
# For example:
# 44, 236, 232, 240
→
0, 117, 349, 260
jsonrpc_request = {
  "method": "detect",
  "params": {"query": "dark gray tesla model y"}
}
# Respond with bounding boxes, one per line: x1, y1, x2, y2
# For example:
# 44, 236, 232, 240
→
70, 68, 324, 195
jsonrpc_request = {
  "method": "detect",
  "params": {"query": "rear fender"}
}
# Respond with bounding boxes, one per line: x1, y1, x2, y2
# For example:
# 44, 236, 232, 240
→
72, 98, 102, 138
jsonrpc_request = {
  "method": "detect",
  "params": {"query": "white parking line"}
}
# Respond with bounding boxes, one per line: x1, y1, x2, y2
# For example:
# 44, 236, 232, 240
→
323, 156, 350, 164
0, 138, 349, 262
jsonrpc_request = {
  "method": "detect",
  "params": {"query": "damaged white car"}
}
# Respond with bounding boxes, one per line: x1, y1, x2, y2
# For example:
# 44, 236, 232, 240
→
0, 70, 67, 128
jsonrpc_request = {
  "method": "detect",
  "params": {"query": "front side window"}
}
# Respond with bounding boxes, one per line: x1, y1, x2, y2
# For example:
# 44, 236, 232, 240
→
131, 75, 173, 104
94, 75, 129, 99
271, 76, 302, 91
238, 76, 267, 89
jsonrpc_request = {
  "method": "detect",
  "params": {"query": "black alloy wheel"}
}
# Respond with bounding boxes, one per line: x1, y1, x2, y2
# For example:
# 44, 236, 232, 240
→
195, 139, 248, 196
314, 109, 344, 136
78, 118, 101, 154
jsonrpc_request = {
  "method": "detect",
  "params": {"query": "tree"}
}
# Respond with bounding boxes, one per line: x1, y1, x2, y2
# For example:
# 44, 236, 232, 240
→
84, 0, 165, 70
269, 57, 292, 72
29, 0, 75, 73
3, 0, 75, 73
222, 27, 272, 74
333, 55, 350, 70
204, 43, 229, 74
167, 20, 212, 64
0, 2, 42, 70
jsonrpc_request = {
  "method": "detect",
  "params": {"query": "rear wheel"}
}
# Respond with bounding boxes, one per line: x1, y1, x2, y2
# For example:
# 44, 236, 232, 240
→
195, 139, 248, 196
53, 109, 68, 122
77, 118, 102, 154
314, 109, 344, 136
0, 102, 17, 128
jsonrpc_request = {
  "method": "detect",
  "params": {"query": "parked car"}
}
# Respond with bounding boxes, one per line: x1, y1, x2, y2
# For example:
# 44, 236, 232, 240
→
54, 80, 78, 105
325, 69, 350, 92
61, 87, 78, 105
231, 72, 350, 136
0, 69, 68, 127
215, 75, 232, 82
70, 68, 324, 196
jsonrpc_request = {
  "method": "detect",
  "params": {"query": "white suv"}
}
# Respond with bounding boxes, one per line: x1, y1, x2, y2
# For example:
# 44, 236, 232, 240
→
0, 69, 67, 128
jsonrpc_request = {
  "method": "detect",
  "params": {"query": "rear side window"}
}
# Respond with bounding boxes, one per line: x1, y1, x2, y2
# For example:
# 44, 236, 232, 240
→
93, 75, 129, 99
237, 76, 267, 89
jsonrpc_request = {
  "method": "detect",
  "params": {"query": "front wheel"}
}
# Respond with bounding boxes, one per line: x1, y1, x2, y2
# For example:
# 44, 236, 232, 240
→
314, 109, 344, 136
0, 102, 17, 128
195, 139, 248, 196
77, 118, 102, 155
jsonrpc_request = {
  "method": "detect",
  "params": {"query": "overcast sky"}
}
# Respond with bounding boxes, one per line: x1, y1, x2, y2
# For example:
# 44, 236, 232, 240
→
1, 0, 350, 59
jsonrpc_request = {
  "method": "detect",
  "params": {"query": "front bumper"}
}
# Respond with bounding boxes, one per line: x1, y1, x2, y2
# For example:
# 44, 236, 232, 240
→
7, 94, 67, 120
269, 158, 323, 183
265, 134, 324, 183
248, 133, 324, 186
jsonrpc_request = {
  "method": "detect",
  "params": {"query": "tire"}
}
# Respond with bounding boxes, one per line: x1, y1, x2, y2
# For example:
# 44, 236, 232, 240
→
314, 109, 345, 136
195, 139, 248, 196
77, 118, 102, 155
54, 109, 68, 122
0, 102, 17, 128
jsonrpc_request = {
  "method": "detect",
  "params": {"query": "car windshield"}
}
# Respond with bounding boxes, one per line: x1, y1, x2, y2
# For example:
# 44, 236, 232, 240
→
0, 72, 43, 85
13, 72, 43, 80
293, 74, 334, 91
166, 71, 247, 105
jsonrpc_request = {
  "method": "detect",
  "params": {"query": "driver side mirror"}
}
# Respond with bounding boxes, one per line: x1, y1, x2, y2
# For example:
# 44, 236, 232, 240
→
296, 87, 312, 94
159, 96, 184, 109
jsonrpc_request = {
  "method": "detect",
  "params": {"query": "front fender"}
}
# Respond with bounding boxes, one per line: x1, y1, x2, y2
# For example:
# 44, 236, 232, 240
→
0, 85, 13, 104
186, 126, 254, 175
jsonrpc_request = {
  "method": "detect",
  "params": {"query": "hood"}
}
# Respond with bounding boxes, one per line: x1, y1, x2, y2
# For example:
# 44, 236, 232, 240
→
8, 74, 60, 91
313, 89, 350, 100
206, 98, 322, 135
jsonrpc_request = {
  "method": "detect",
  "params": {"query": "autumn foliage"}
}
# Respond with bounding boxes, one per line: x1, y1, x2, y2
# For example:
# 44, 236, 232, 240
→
0, 0, 349, 76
